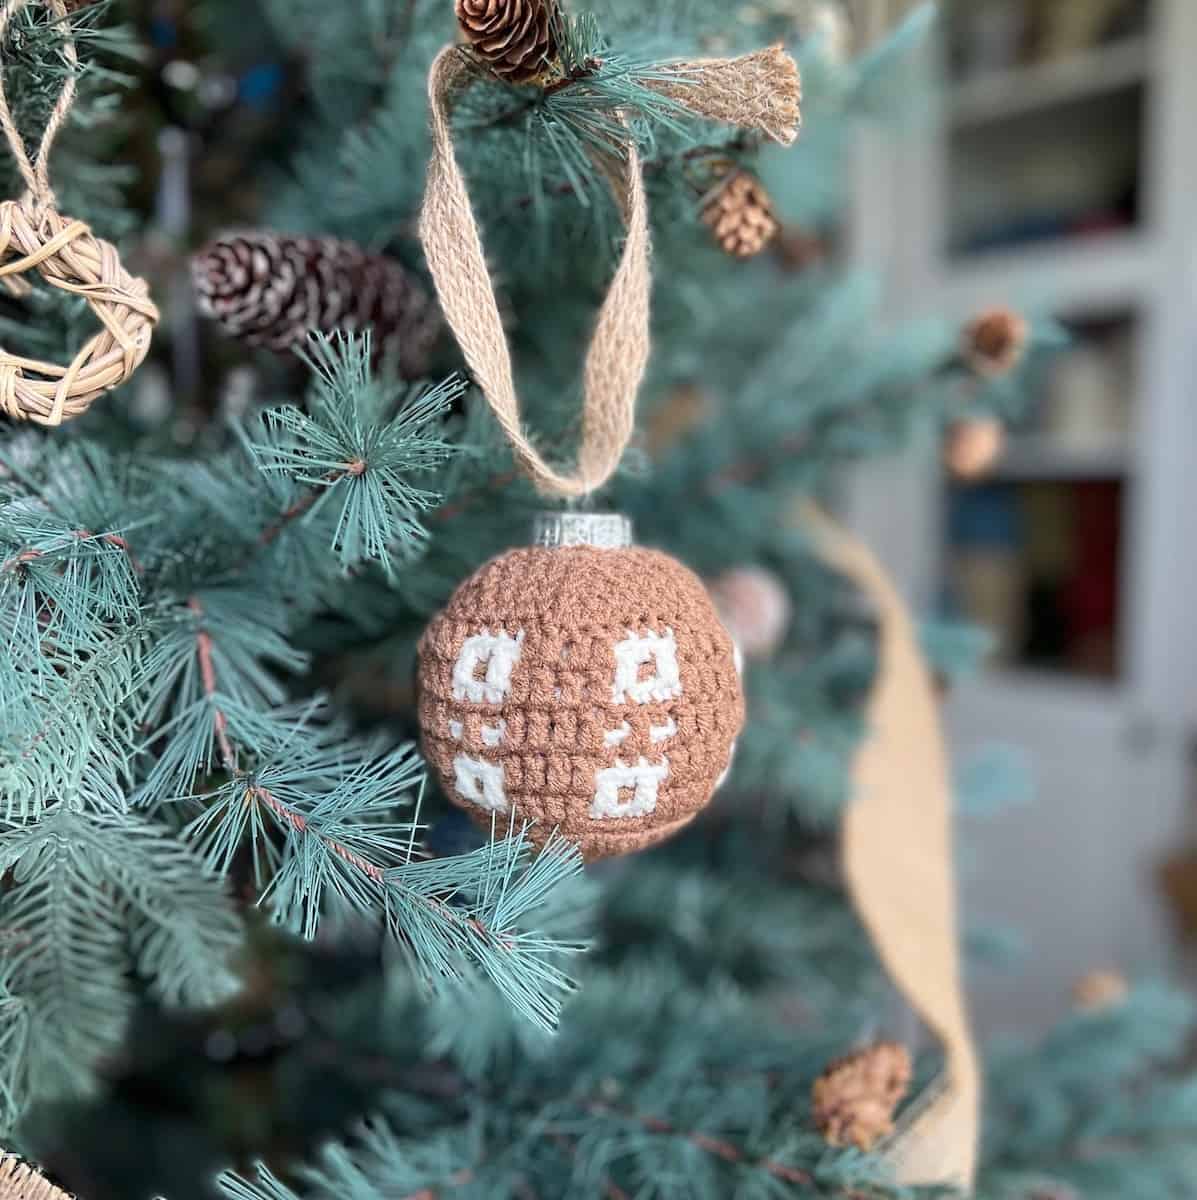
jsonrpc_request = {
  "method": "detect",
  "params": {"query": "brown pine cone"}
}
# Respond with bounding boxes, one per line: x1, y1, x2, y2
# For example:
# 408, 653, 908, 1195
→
643, 384, 709, 458
811, 1041, 913, 1151
962, 306, 1030, 377
456, 0, 559, 84
192, 233, 442, 380
1072, 968, 1129, 1012
703, 170, 780, 260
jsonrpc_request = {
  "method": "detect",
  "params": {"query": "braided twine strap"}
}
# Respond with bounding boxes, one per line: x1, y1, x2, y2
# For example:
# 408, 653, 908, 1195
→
419, 43, 799, 499
0, 0, 158, 427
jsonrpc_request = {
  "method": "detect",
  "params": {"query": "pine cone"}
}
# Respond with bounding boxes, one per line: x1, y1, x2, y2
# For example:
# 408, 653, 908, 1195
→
1072, 968, 1129, 1012
962, 306, 1030, 377
811, 1041, 913, 1151
192, 234, 442, 379
643, 384, 709, 457
456, 0, 559, 84
774, 226, 827, 272
703, 170, 780, 260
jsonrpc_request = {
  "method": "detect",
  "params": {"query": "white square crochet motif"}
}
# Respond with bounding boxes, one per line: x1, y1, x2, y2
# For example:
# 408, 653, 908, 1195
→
591, 757, 670, 819
453, 754, 508, 813
452, 630, 524, 704
611, 629, 682, 705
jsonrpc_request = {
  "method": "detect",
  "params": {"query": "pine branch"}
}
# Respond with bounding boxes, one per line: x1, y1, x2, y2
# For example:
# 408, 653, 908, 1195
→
0, 976, 31, 1137
248, 334, 461, 578
219, 1090, 821, 1200
190, 597, 239, 774
256, 460, 367, 551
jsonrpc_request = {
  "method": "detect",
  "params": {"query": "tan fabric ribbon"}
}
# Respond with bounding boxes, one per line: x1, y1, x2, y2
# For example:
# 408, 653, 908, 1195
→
804, 503, 981, 1190
420, 44, 799, 499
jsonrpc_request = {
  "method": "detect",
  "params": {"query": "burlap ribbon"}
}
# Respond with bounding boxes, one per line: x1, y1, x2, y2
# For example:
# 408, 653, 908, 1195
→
805, 503, 980, 1190
419, 44, 799, 499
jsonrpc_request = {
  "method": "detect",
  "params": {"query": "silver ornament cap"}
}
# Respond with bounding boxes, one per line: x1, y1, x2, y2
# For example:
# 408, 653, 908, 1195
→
532, 511, 633, 550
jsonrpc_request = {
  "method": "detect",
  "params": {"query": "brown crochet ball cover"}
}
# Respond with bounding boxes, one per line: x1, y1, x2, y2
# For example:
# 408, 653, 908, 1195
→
418, 546, 744, 860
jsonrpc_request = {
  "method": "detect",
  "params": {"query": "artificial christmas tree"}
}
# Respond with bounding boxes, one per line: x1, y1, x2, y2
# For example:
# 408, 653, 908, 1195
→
2, 3, 1196, 1200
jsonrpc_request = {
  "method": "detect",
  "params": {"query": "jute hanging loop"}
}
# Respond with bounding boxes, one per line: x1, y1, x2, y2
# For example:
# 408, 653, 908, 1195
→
0, 0, 158, 426
419, 44, 800, 499
421, 47, 648, 499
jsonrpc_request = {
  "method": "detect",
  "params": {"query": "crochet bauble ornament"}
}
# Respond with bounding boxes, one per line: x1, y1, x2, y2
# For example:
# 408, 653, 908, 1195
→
418, 514, 745, 860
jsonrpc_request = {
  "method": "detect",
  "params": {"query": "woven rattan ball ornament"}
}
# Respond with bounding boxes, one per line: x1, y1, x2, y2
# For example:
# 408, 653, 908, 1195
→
0, 0, 158, 427
0, 203, 158, 426
418, 514, 745, 860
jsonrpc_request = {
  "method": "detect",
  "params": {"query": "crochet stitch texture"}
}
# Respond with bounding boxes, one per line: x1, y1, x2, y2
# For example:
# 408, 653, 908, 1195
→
419, 546, 745, 859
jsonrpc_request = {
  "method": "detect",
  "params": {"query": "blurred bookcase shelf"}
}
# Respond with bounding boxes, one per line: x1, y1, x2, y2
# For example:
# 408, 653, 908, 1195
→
939, 230, 1160, 315
949, 35, 1150, 128
990, 435, 1133, 481
849, 0, 1197, 1014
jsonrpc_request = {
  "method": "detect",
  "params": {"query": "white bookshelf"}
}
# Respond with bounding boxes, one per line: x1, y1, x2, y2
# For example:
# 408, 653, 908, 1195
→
949, 34, 1150, 128
850, 0, 1197, 1032
937, 230, 1161, 317
990, 434, 1133, 481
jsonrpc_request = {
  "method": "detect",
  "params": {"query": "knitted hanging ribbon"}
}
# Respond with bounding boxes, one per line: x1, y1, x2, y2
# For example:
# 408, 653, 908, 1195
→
420, 44, 799, 499
805, 503, 981, 1190
0, 0, 158, 425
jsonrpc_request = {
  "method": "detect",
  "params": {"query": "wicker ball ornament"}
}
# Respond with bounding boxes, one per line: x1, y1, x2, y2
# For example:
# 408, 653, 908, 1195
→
418, 515, 745, 860
0, 201, 158, 426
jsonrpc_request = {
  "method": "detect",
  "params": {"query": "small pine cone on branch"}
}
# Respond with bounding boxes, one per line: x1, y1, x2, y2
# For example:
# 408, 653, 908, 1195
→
703, 170, 780, 260
1072, 968, 1129, 1012
192, 233, 443, 380
456, 0, 559, 84
961, 306, 1030, 378
811, 1041, 913, 1151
